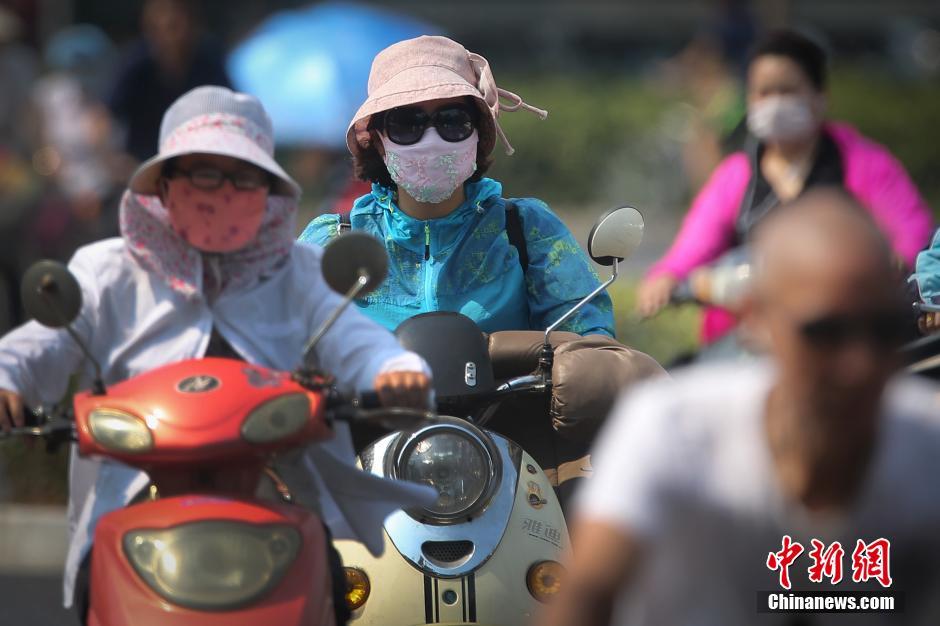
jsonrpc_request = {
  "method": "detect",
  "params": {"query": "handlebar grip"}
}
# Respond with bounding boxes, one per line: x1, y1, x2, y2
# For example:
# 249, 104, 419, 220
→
670, 281, 696, 304
22, 406, 44, 428
358, 391, 382, 409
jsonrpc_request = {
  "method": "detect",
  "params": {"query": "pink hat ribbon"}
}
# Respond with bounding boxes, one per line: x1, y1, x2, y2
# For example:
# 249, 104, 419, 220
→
469, 52, 548, 156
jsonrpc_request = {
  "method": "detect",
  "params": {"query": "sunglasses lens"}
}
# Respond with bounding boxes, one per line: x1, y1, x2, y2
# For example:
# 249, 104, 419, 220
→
232, 170, 269, 190
189, 169, 224, 190
800, 316, 850, 348
434, 107, 475, 142
384, 108, 427, 145
800, 311, 910, 351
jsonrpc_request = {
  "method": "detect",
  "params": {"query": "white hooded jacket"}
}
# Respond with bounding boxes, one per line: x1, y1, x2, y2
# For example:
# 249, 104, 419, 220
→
0, 237, 433, 606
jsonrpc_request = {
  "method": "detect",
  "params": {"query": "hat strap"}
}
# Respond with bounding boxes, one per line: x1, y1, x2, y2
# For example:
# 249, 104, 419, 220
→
492, 88, 548, 156
469, 52, 548, 156
497, 87, 548, 119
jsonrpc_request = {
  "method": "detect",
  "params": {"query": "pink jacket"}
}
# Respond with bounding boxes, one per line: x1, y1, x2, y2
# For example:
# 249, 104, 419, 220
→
649, 122, 933, 343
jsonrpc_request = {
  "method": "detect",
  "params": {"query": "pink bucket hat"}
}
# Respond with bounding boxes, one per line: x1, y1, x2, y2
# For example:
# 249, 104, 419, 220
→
348, 35, 547, 158
129, 86, 301, 198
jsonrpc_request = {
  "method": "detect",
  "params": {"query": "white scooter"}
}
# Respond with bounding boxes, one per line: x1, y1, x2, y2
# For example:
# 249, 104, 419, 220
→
335, 207, 645, 625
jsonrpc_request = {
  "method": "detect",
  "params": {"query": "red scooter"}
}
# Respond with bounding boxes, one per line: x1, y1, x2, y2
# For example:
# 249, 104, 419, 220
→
2, 233, 431, 625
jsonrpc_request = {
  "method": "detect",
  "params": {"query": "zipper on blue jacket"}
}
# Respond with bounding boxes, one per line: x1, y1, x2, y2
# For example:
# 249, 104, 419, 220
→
424, 222, 431, 261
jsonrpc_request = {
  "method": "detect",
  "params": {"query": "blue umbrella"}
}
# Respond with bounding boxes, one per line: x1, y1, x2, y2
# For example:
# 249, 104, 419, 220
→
228, 1, 441, 149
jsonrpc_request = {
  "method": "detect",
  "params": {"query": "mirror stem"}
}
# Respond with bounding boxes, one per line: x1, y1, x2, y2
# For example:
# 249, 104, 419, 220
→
302, 271, 370, 359
544, 258, 619, 343
62, 325, 106, 395
539, 258, 620, 379
40, 289, 106, 395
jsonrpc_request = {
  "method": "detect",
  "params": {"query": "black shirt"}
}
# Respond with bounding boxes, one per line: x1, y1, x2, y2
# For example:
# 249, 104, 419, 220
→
734, 130, 845, 244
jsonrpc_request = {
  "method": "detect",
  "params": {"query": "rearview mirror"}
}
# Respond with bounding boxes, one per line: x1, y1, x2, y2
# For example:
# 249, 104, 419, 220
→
587, 206, 644, 266
321, 232, 388, 296
303, 232, 391, 361
21, 260, 82, 328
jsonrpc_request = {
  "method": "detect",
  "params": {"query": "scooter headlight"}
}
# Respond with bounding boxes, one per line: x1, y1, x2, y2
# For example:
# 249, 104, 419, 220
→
240, 393, 310, 444
123, 521, 300, 610
396, 425, 496, 520
89, 408, 153, 453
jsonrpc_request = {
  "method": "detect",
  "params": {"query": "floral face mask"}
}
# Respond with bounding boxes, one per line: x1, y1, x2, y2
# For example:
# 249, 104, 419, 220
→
379, 128, 478, 204
163, 178, 267, 252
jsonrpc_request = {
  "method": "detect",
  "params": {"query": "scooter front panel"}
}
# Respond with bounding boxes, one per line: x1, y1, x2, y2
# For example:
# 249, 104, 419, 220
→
360, 422, 521, 578
340, 439, 568, 624
87, 496, 336, 626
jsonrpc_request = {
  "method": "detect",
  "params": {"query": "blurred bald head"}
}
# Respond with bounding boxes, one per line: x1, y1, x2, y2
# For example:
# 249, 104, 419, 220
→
753, 188, 894, 307
745, 188, 903, 420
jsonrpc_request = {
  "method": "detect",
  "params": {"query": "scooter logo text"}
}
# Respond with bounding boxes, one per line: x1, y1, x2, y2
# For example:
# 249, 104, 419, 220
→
176, 375, 221, 393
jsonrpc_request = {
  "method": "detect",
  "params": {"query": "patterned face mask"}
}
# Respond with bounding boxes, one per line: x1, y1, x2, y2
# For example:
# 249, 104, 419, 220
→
164, 178, 267, 252
379, 128, 478, 204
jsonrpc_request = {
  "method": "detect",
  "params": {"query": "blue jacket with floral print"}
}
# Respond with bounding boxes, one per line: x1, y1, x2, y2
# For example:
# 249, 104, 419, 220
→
298, 177, 615, 337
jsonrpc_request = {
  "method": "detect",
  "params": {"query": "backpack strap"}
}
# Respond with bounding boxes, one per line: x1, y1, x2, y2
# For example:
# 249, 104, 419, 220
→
504, 200, 529, 273
338, 212, 352, 234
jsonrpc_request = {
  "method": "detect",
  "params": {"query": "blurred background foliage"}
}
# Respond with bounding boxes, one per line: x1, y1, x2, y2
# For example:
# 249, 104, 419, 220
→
488, 69, 940, 212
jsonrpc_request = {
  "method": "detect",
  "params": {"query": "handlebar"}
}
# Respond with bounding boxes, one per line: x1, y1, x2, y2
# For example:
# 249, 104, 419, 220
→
327, 389, 438, 431
494, 374, 546, 395
0, 405, 75, 451
670, 281, 697, 305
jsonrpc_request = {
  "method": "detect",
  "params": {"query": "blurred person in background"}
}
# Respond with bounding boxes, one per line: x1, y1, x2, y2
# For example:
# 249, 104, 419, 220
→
28, 25, 131, 257
636, 30, 933, 346
0, 5, 40, 333
656, 0, 754, 191
108, 0, 231, 162
542, 189, 940, 626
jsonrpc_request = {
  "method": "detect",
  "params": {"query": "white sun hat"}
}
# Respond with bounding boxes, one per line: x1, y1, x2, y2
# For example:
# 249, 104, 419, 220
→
128, 85, 301, 198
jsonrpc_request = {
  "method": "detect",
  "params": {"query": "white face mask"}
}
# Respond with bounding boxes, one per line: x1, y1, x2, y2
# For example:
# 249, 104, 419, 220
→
379, 128, 478, 204
747, 95, 818, 142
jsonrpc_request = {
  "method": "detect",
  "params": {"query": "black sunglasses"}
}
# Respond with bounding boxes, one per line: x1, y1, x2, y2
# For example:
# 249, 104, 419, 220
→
377, 104, 478, 146
798, 309, 911, 351
166, 164, 271, 191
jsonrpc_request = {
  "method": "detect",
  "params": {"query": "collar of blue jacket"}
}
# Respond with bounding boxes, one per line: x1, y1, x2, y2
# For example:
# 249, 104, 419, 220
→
298, 177, 616, 337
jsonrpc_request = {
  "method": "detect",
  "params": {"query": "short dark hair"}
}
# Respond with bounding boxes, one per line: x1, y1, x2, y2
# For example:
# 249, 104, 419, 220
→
749, 29, 827, 91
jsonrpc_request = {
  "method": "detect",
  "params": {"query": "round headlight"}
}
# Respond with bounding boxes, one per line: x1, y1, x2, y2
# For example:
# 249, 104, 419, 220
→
89, 408, 153, 453
397, 427, 494, 519
241, 393, 310, 444
124, 521, 300, 610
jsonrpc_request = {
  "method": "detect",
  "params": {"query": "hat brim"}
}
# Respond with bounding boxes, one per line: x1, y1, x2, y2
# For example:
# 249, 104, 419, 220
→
129, 128, 301, 199
346, 64, 497, 158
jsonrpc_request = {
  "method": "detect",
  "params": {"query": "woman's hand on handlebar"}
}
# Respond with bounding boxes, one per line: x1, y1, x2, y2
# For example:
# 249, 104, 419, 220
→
635, 274, 678, 318
0, 389, 25, 432
373, 370, 431, 410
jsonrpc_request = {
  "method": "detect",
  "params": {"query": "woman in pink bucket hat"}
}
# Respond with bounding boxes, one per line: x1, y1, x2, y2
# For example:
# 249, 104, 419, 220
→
0, 85, 434, 625
300, 35, 616, 338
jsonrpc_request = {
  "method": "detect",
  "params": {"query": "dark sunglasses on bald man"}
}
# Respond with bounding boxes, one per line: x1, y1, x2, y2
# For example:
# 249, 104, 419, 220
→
799, 309, 911, 351
375, 104, 479, 146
